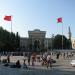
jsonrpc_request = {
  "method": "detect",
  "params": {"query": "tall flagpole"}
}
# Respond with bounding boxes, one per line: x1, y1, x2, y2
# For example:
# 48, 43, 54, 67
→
11, 15, 12, 33
47, 39, 48, 51
62, 22, 63, 50
57, 17, 63, 50
51, 38, 52, 51
10, 15, 12, 53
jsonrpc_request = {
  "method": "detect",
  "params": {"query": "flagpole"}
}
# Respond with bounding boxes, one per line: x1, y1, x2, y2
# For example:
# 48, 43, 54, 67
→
57, 17, 63, 50
47, 39, 48, 51
10, 15, 12, 49
51, 34, 53, 51
62, 22, 63, 50
11, 15, 12, 33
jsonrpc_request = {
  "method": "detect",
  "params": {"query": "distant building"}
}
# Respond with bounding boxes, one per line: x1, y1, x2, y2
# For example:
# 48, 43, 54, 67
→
20, 29, 52, 52
67, 26, 75, 49
68, 26, 72, 40
68, 26, 72, 49
71, 38, 75, 49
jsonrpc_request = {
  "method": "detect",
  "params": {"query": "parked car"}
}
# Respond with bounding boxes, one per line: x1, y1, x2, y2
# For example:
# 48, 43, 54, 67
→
70, 60, 75, 67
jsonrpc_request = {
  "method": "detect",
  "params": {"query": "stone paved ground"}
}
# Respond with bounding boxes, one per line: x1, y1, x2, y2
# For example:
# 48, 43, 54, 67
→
0, 55, 75, 75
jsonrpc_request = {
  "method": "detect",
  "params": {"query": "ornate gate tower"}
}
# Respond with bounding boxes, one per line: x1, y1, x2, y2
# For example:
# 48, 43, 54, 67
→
28, 29, 46, 52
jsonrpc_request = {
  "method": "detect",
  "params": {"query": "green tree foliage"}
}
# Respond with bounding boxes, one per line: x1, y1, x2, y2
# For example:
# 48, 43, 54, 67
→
0, 27, 20, 51
53, 34, 71, 49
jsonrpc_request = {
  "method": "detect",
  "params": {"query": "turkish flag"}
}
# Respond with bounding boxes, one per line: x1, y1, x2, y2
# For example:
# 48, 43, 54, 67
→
57, 18, 62, 23
4, 16, 11, 21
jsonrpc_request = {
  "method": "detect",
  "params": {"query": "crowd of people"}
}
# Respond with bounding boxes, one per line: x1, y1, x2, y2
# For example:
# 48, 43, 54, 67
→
0, 51, 75, 69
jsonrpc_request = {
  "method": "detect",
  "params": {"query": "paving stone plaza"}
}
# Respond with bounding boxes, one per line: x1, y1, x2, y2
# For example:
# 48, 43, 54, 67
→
0, 52, 75, 75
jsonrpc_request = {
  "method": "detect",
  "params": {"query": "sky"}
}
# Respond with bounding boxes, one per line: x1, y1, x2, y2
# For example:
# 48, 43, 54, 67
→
0, 0, 75, 38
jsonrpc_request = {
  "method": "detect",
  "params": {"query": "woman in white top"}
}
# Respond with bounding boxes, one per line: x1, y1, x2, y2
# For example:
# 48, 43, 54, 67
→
47, 54, 52, 69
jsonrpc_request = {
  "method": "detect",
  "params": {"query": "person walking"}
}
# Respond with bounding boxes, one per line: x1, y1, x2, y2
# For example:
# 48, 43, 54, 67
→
47, 54, 52, 69
27, 52, 31, 66
0, 54, 1, 62
7, 55, 10, 63
31, 52, 36, 66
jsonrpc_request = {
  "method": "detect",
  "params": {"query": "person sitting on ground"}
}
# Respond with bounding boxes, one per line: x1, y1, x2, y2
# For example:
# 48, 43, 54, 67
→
23, 59, 28, 68
16, 60, 21, 68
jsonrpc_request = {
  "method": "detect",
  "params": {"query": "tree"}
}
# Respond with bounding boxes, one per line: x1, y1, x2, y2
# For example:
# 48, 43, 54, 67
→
0, 27, 20, 51
53, 34, 71, 49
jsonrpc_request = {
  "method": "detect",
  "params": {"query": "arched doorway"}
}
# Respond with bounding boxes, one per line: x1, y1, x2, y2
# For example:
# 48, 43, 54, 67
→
34, 40, 40, 52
